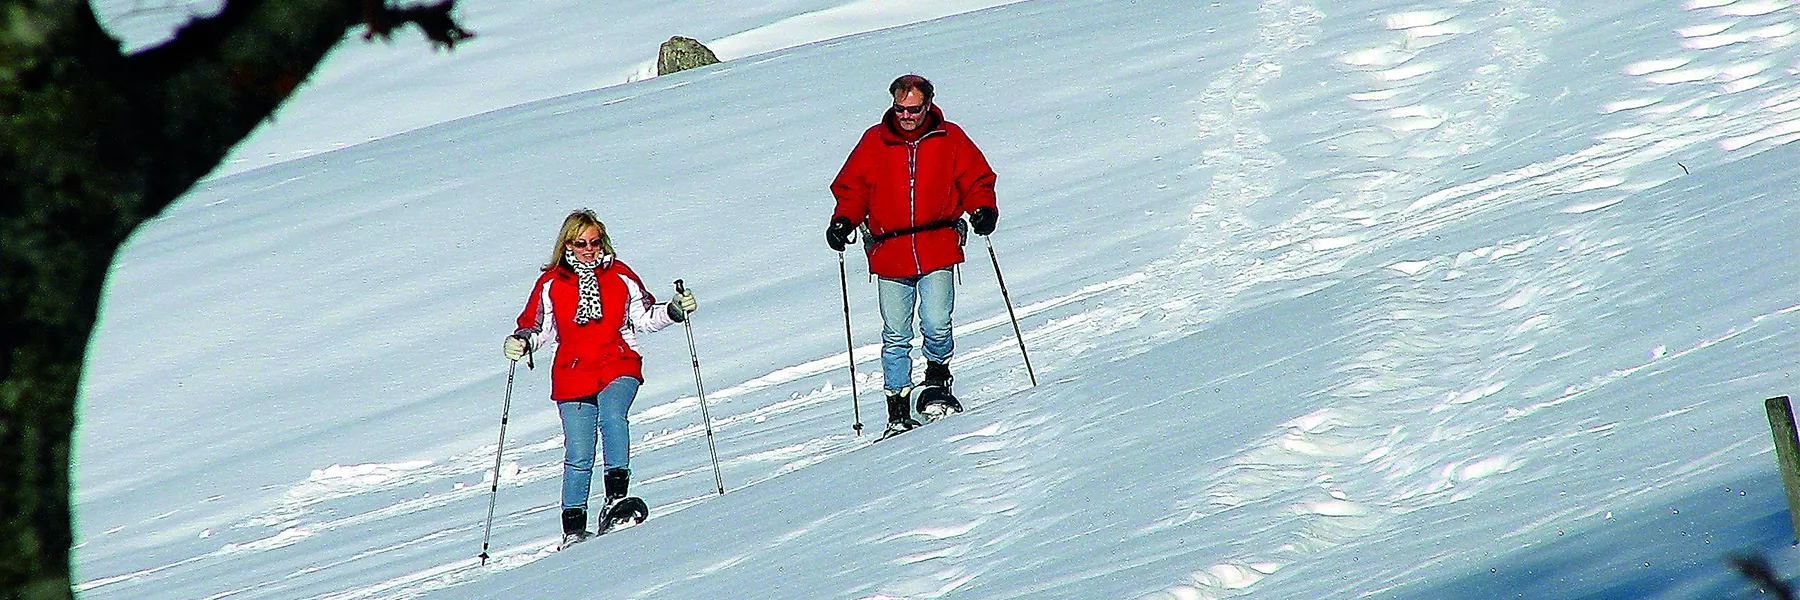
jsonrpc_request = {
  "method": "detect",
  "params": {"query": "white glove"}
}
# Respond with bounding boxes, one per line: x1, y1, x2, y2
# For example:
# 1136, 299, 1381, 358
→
667, 289, 698, 322
502, 336, 528, 361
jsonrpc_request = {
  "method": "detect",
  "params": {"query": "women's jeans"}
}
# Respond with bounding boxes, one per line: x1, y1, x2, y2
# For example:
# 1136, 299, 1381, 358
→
557, 376, 640, 511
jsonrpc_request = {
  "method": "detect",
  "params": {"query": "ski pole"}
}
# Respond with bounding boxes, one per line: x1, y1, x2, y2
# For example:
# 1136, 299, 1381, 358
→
985, 236, 1037, 387
675, 280, 725, 495
838, 251, 864, 434
478, 359, 519, 566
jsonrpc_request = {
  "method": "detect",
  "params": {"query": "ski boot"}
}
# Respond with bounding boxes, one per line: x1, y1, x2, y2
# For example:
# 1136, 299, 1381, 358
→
880, 388, 922, 439
914, 361, 962, 420
559, 507, 590, 549
597, 468, 648, 533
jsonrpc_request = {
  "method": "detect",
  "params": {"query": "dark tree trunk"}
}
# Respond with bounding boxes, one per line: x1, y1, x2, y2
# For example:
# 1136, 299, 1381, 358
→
0, 1, 465, 597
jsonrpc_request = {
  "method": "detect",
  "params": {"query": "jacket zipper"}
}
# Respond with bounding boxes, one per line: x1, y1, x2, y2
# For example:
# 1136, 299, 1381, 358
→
906, 140, 920, 274
903, 128, 946, 275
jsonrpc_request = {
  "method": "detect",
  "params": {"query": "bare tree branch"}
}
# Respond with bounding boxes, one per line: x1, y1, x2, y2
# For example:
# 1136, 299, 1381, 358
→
364, 0, 474, 49
1733, 554, 1797, 600
0, 1, 470, 597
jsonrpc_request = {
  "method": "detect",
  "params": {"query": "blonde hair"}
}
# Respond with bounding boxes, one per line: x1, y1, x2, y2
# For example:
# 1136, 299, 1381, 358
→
544, 209, 616, 271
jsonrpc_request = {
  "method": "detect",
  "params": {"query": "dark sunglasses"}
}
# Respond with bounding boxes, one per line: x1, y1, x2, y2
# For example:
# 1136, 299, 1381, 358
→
569, 238, 604, 249
892, 103, 928, 115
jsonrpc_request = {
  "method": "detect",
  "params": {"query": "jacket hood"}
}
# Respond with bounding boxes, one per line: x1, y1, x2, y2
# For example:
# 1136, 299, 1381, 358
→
880, 104, 945, 143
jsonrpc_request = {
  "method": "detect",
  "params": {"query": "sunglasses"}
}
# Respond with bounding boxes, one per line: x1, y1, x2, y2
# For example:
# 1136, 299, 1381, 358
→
569, 238, 604, 249
892, 103, 928, 115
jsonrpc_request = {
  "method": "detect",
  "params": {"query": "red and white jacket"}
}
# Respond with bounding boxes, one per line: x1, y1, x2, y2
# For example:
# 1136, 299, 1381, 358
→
831, 105, 998, 278
513, 256, 677, 401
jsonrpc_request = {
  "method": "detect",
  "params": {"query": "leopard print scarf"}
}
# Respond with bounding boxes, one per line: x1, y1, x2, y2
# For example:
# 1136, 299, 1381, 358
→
564, 251, 606, 325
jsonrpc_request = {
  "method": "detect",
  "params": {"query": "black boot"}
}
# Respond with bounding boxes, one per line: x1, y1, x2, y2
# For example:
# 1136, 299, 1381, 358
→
560, 507, 589, 547
916, 361, 962, 418
598, 468, 648, 532
603, 467, 630, 504
883, 389, 921, 436
562, 507, 588, 535
922, 360, 953, 390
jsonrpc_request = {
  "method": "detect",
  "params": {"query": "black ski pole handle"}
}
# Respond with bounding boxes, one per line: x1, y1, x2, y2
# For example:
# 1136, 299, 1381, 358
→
673, 280, 691, 321
514, 335, 534, 370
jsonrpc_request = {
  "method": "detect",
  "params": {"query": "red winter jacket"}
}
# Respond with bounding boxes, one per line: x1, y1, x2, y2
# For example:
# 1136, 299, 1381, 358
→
831, 105, 998, 278
514, 257, 678, 401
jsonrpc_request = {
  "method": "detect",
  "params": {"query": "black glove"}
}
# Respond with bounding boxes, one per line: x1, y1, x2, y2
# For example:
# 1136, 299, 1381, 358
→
969, 207, 997, 236
825, 216, 855, 252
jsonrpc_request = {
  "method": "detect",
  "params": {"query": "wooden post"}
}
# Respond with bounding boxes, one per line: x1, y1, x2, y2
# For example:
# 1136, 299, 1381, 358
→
1764, 396, 1800, 543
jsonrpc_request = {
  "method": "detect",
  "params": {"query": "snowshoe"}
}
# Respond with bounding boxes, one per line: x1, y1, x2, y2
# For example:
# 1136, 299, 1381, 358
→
590, 468, 647, 534
597, 497, 649, 534
914, 361, 960, 420
880, 421, 919, 440
914, 385, 962, 421
559, 531, 592, 550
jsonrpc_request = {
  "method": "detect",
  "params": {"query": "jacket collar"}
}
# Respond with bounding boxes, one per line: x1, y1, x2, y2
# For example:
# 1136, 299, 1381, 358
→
555, 254, 615, 278
880, 104, 946, 144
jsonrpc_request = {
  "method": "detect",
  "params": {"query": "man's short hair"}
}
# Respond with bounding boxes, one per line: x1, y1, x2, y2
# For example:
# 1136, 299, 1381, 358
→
889, 74, 934, 103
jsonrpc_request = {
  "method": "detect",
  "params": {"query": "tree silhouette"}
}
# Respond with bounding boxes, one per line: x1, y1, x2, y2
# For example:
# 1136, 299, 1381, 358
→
0, 1, 469, 597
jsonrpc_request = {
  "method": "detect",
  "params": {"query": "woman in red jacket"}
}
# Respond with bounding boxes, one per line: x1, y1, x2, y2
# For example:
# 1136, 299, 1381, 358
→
503, 209, 696, 545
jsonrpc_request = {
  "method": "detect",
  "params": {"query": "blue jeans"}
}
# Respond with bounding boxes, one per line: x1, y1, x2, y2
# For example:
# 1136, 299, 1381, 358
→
557, 376, 640, 511
878, 268, 955, 391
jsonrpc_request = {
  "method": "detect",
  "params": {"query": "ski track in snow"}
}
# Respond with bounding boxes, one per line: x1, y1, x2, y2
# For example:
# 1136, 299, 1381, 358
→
1141, 0, 1566, 595
73, 0, 1800, 598
1137, 0, 1800, 597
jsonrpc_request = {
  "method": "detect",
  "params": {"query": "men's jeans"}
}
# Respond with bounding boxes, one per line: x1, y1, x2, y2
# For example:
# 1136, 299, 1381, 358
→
877, 268, 955, 391
557, 376, 640, 511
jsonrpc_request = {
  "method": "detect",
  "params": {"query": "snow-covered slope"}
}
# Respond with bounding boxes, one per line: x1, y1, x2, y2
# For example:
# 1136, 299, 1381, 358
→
74, 0, 1800, 598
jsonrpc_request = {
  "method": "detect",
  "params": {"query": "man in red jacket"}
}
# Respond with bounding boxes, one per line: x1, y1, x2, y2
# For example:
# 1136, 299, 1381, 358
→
827, 74, 998, 437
